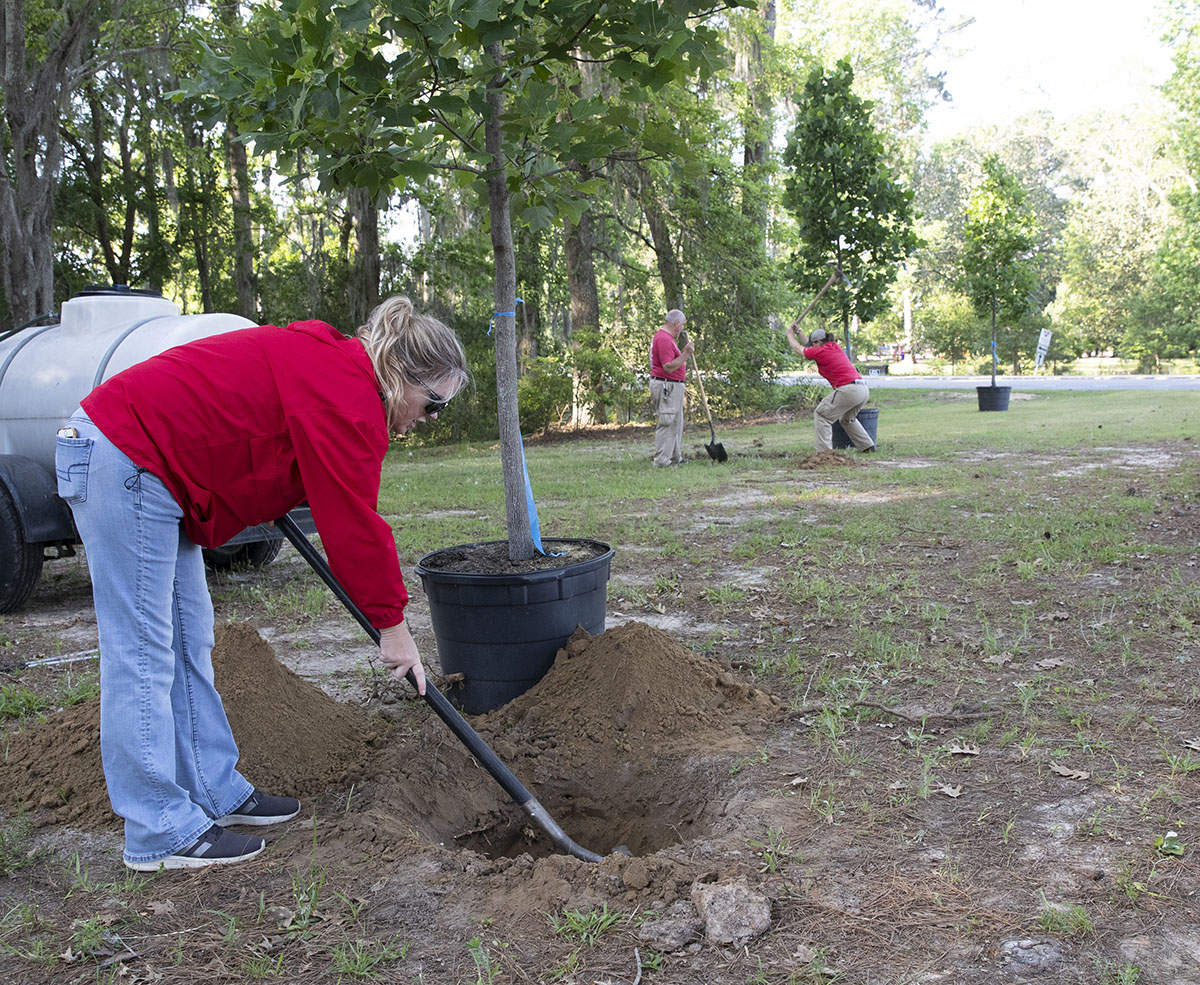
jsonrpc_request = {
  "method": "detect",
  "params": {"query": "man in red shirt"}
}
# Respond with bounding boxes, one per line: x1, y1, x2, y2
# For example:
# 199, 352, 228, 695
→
55, 296, 467, 870
649, 309, 693, 466
785, 325, 876, 453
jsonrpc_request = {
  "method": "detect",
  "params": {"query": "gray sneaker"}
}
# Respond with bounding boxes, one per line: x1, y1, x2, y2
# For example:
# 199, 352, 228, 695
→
126, 824, 264, 871
215, 789, 301, 827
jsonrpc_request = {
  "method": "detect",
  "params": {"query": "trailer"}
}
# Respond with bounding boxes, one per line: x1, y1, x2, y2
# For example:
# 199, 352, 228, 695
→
0, 286, 310, 613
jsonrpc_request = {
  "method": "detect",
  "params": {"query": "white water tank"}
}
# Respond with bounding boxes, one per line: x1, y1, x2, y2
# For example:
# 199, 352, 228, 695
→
0, 289, 254, 473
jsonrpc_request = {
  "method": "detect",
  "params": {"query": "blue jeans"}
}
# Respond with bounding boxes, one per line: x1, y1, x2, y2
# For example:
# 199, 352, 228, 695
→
55, 412, 253, 865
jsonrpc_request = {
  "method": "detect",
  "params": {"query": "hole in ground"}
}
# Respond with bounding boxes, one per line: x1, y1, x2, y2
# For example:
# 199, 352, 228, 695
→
454, 770, 719, 859
391, 752, 729, 861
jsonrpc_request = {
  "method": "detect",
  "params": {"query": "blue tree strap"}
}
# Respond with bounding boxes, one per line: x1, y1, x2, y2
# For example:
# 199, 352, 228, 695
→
494, 299, 559, 556
992, 340, 998, 367
488, 297, 524, 335
517, 434, 544, 554
517, 431, 563, 556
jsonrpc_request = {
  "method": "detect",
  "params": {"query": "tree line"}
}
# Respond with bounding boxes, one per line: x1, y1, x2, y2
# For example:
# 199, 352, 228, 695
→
3, 0, 1198, 445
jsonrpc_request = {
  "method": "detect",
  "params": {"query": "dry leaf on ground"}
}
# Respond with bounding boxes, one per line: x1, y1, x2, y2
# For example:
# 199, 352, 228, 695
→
1050, 763, 1090, 781
1038, 610, 1071, 622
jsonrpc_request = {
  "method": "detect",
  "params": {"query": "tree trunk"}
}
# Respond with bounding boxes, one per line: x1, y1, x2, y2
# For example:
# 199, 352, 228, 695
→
218, 1, 257, 319
71, 83, 120, 281
637, 164, 684, 309
346, 187, 380, 328
116, 86, 136, 284
739, 1, 775, 219
0, 0, 94, 330
418, 202, 433, 304
305, 211, 325, 317
182, 122, 214, 312
564, 209, 604, 425
486, 43, 534, 562
902, 280, 913, 362
226, 123, 258, 320
139, 81, 167, 294
514, 223, 542, 369
990, 297, 998, 387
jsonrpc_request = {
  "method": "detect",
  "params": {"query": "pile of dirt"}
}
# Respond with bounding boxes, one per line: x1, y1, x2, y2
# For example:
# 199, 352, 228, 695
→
482, 620, 781, 762
795, 449, 861, 469
1, 617, 777, 882
212, 622, 385, 796
0, 622, 383, 830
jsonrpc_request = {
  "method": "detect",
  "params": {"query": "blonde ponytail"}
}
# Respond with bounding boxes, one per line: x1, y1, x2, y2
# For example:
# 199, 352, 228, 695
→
356, 296, 469, 419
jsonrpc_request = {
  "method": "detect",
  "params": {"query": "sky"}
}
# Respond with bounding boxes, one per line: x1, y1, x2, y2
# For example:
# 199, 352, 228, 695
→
923, 0, 1176, 143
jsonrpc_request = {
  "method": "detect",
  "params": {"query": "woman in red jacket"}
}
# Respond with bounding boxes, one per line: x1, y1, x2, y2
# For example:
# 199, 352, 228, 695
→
54, 296, 467, 871
785, 325, 876, 453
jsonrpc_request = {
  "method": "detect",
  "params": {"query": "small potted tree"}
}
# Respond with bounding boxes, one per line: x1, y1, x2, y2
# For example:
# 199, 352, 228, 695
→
962, 155, 1039, 412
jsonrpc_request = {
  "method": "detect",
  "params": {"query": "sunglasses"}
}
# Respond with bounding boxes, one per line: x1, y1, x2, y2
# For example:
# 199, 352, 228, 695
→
409, 372, 451, 416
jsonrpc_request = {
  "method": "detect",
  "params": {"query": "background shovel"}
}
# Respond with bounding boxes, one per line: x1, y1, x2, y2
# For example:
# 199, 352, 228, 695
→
689, 355, 727, 462
275, 513, 611, 863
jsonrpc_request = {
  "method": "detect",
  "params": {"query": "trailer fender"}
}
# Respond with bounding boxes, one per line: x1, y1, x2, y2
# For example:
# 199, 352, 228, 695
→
0, 455, 76, 544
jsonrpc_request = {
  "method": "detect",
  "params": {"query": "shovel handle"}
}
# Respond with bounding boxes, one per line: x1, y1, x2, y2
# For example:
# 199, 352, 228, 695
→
790, 268, 842, 330
689, 355, 716, 436
274, 513, 604, 863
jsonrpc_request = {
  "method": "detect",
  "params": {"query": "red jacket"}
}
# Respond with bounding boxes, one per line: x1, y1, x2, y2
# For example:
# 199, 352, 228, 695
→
802, 340, 862, 389
82, 321, 408, 628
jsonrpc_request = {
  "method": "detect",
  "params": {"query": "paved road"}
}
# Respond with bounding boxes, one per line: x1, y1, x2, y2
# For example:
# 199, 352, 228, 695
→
781, 372, 1200, 391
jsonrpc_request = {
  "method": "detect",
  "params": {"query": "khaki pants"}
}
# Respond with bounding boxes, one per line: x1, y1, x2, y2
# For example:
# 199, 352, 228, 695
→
650, 378, 685, 466
814, 383, 872, 451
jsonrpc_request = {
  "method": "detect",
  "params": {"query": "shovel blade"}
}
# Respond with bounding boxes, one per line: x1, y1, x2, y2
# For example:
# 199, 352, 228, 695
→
706, 441, 728, 463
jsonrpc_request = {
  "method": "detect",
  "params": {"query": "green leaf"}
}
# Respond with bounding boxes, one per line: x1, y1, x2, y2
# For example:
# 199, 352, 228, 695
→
452, 0, 501, 30
518, 203, 555, 232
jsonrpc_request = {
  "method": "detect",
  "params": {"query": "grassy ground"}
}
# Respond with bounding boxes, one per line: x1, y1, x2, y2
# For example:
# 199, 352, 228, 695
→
0, 387, 1197, 985
378, 388, 1198, 557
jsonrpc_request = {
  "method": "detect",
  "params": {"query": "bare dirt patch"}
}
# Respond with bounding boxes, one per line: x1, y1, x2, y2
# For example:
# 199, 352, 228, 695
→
1, 436, 1198, 985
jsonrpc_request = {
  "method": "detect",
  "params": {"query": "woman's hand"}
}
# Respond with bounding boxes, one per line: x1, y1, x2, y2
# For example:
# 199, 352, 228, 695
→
378, 621, 426, 695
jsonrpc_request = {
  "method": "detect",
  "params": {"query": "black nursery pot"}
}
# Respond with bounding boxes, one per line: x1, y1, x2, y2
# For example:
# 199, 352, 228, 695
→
832, 407, 879, 449
977, 385, 1012, 412
415, 539, 614, 714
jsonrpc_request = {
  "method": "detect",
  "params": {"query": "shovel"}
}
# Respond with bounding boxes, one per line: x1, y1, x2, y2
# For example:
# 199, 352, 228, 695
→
275, 513, 609, 863
689, 356, 727, 462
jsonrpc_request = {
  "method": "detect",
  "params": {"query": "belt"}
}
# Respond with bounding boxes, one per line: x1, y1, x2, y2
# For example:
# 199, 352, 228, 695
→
651, 375, 681, 382
841, 380, 865, 386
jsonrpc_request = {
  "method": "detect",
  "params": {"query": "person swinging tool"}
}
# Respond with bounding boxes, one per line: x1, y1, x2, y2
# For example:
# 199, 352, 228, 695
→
785, 268, 876, 454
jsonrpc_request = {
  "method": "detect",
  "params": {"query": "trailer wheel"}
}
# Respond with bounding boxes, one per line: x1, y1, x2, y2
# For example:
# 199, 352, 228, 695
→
0, 485, 44, 613
203, 538, 284, 571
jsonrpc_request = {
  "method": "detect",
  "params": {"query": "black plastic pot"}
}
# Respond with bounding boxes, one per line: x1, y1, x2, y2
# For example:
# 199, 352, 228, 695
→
977, 385, 1012, 412
415, 539, 614, 714
832, 407, 879, 449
